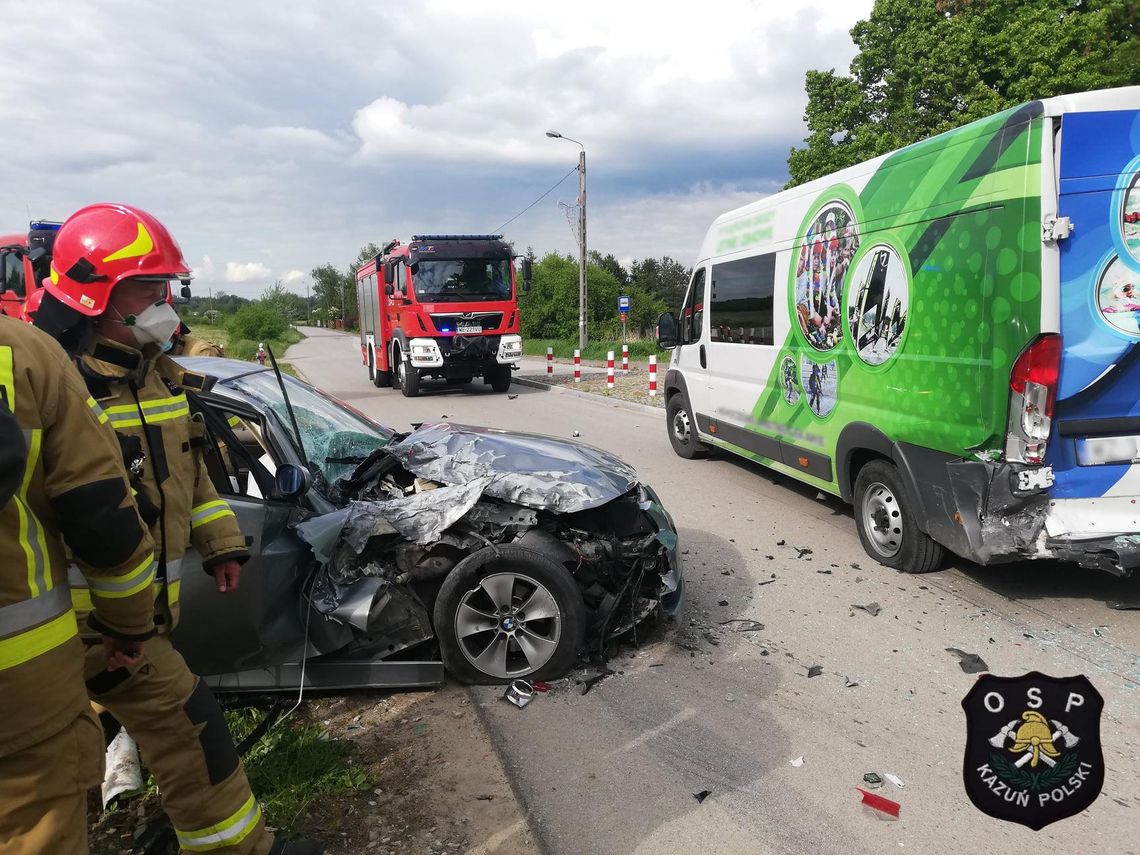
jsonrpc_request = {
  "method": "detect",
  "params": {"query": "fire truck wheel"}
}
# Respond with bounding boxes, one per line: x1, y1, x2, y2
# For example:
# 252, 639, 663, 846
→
397, 351, 421, 398
489, 364, 512, 394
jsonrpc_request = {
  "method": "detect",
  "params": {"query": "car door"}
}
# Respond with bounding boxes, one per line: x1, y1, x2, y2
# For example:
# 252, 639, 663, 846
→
673, 264, 710, 420
172, 398, 312, 678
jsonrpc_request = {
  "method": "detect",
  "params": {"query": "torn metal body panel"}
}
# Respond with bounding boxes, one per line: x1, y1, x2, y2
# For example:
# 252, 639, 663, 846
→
172, 358, 685, 687
384, 422, 640, 512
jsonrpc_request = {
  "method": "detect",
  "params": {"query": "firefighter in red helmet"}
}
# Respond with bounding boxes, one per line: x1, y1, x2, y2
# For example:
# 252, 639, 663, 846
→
35, 203, 319, 855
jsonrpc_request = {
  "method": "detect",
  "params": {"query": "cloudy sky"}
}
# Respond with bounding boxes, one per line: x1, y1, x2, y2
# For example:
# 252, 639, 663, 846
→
0, 0, 872, 298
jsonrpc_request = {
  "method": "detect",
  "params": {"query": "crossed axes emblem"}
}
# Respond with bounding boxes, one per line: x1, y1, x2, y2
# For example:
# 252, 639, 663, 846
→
990, 716, 1080, 768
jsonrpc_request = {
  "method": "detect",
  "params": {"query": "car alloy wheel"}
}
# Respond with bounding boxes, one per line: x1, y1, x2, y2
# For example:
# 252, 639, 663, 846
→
454, 572, 561, 679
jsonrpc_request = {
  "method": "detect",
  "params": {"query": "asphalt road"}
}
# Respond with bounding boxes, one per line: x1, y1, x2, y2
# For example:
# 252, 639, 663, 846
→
287, 327, 1140, 855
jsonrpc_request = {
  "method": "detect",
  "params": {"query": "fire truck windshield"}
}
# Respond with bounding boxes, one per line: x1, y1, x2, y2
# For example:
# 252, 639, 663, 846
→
412, 259, 512, 303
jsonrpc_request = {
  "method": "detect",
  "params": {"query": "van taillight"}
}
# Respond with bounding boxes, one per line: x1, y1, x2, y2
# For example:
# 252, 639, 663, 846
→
1010, 334, 1062, 416
1006, 334, 1062, 464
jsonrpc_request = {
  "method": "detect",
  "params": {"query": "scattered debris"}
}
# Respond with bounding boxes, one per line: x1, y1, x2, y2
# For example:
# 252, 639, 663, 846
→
507, 394, 518, 400
945, 647, 989, 674
504, 680, 534, 708
718, 599, 730, 606
765, 555, 775, 560
576, 670, 612, 695
1092, 627, 1106, 637
693, 790, 712, 804
883, 772, 905, 789
776, 539, 786, 546
757, 575, 777, 586
790, 756, 805, 767
572, 430, 581, 437
794, 547, 813, 558
702, 631, 722, 646
806, 664, 823, 678
1107, 601, 1140, 611
862, 772, 883, 790
845, 677, 860, 688
850, 563, 862, 571
816, 569, 833, 575
854, 576, 864, 583
857, 787, 900, 819
719, 619, 764, 632
532, 681, 551, 693
852, 602, 882, 617
724, 693, 736, 703
474, 794, 494, 801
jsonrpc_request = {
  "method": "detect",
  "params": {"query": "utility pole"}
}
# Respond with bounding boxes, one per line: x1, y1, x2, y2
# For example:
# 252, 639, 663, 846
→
547, 131, 588, 349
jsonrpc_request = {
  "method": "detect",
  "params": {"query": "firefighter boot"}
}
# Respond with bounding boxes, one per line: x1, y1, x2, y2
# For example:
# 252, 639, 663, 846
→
84, 636, 273, 854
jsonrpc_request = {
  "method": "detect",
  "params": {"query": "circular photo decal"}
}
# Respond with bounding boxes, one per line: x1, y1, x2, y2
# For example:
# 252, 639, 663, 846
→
1096, 255, 1140, 337
1121, 168, 1140, 266
780, 356, 800, 406
847, 244, 909, 365
795, 202, 859, 351
801, 356, 837, 418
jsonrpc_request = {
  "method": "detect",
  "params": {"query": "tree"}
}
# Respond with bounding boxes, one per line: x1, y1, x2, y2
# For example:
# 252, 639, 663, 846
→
787, 0, 1140, 187
311, 262, 349, 322
630, 256, 691, 311
589, 250, 630, 285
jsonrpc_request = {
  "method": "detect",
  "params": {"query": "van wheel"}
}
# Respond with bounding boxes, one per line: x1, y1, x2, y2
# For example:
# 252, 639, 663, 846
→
435, 546, 585, 684
395, 347, 420, 397
371, 348, 390, 388
489, 364, 512, 393
666, 395, 707, 459
853, 460, 943, 573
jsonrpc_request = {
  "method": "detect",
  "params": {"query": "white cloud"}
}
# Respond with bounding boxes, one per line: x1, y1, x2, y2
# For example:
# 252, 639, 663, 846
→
225, 261, 272, 283
282, 269, 306, 285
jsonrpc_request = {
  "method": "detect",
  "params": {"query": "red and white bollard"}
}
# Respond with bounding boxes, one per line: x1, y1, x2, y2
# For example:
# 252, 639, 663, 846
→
607, 351, 615, 389
621, 344, 629, 374
547, 346, 553, 375
573, 349, 581, 383
648, 354, 657, 397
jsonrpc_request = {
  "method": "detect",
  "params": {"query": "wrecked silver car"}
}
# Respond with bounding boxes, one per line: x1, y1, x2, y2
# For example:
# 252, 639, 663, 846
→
172, 358, 683, 689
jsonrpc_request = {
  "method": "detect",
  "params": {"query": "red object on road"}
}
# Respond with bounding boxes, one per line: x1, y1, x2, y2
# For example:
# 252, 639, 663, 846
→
649, 354, 657, 397
547, 346, 553, 375
621, 344, 629, 373
856, 788, 900, 819
607, 351, 615, 389
574, 349, 581, 383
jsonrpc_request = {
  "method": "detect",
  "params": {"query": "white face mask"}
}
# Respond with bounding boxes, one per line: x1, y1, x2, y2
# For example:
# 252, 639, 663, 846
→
115, 300, 182, 348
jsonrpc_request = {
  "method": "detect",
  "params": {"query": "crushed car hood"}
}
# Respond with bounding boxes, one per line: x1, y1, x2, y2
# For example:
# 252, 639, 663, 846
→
384, 422, 640, 513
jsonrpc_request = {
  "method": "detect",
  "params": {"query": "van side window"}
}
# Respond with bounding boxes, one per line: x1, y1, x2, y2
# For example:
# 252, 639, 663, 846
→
710, 253, 775, 345
681, 268, 705, 345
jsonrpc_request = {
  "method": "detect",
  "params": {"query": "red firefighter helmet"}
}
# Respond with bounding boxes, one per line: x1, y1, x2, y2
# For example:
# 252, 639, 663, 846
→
45, 203, 191, 316
20, 286, 45, 323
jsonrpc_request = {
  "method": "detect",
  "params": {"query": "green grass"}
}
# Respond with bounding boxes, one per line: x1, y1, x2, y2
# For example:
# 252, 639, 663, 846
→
224, 708, 368, 835
186, 322, 304, 363
524, 338, 669, 361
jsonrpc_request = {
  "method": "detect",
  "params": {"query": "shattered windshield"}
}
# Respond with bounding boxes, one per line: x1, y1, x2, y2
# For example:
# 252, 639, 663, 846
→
412, 259, 512, 303
224, 371, 395, 483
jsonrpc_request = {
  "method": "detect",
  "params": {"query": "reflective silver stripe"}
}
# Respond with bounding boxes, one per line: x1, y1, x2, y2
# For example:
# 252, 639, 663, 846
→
189, 500, 233, 528
164, 557, 182, 584
88, 559, 156, 598
175, 794, 262, 851
0, 586, 72, 638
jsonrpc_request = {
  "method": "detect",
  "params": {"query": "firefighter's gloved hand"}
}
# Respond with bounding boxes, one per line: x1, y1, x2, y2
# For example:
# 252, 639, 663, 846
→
212, 559, 241, 593
102, 636, 145, 671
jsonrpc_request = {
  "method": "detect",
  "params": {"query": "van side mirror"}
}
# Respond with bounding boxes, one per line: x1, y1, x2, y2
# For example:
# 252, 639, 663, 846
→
274, 462, 311, 501
656, 312, 679, 349
521, 258, 533, 293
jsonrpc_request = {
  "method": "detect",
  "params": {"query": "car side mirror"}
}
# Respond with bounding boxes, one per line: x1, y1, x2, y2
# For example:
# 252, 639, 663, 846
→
274, 463, 311, 501
656, 312, 679, 349
521, 258, 533, 292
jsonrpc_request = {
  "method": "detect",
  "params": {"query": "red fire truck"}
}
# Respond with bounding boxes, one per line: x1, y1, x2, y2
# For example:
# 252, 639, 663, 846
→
355, 234, 531, 397
0, 221, 60, 318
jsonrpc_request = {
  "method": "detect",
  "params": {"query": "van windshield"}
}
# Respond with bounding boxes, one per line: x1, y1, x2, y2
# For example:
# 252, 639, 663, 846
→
412, 259, 512, 303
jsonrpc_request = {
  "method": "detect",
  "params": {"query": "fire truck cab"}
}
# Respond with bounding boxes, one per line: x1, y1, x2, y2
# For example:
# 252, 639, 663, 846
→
0, 221, 60, 319
356, 234, 530, 397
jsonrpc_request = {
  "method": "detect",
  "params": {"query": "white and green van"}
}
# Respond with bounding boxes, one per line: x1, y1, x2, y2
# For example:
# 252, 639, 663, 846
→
658, 86, 1140, 574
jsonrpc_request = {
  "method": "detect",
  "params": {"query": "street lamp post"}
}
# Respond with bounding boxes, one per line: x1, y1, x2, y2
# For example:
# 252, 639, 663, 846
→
546, 130, 587, 350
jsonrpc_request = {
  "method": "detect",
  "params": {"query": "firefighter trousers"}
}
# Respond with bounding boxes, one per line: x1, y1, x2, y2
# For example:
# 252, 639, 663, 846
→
83, 636, 272, 855
0, 708, 103, 855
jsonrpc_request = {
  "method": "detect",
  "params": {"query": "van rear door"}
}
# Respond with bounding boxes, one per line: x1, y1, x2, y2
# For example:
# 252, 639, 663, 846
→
1048, 106, 1140, 544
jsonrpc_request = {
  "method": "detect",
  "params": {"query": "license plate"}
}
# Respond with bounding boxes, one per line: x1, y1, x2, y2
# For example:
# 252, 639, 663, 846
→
456, 323, 482, 334
1076, 435, 1140, 466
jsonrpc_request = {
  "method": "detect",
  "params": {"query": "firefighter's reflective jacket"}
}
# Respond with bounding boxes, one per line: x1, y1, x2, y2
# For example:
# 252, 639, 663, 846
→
0, 317, 156, 757
169, 334, 224, 358
73, 336, 249, 633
